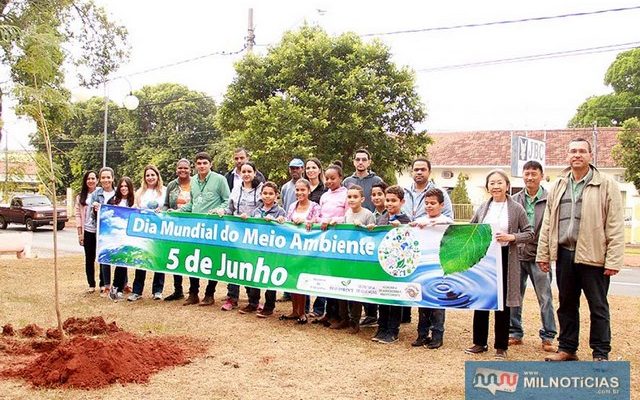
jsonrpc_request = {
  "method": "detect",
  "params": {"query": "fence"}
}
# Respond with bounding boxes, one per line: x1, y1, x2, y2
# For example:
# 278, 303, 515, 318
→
453, 203, 474, 221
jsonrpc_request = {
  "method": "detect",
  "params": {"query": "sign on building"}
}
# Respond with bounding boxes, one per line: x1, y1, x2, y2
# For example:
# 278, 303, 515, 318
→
511, 136, 545, 177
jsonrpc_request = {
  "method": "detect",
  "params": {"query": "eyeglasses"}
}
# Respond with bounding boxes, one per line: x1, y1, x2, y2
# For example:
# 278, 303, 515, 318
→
568, 149, 589, 154
354, 158, 369, 162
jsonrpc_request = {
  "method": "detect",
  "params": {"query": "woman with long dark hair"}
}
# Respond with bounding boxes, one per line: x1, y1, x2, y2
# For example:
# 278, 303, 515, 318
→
75, 170, 98, 292
219, 161, 263, 312
86, 167, 117, 296
305, 157, 326, 204
108, 177, 136, 300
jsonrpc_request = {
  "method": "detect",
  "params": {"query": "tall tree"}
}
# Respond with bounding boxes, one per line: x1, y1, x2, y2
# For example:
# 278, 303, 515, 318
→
1, 0, 128, 337
62, 83, 218, 186
217, 25, 430, 183
570, 48, 640, 127
612, 117, 640, 191
0, 0, 129, 193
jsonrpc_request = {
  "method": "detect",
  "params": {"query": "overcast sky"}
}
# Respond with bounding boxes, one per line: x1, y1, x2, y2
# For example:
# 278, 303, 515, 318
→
3, 0, 639, 150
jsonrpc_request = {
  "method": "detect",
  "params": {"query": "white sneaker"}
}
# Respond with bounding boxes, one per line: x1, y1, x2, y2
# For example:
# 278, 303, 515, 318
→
85, 287, 96, 294
153, 292, 162, 300
108, 287, 120, 301
111, 292, 124, 301
127, 293, 142, 302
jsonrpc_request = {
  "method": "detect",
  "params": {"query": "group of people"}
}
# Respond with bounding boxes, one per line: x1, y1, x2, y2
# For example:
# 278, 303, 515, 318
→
74, 138, 624, 361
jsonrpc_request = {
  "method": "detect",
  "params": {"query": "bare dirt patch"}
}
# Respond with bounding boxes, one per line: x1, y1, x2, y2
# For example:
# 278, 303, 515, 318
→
0, 255, 638, 399
0, 317, 205, 390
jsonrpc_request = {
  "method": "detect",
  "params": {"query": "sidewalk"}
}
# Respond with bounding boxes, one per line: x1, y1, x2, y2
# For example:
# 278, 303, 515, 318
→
625, 254, 640, 267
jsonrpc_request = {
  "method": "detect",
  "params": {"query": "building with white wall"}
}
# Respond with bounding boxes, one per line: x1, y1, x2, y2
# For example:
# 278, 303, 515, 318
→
397, 128, 638, 213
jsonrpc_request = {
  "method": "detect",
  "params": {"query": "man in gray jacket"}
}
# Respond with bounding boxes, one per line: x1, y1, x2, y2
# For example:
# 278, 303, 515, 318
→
509, 161, 557, 352
343, 148, 383, 212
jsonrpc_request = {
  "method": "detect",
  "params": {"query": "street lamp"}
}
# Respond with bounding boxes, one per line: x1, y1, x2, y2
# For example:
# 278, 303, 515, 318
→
102, 79, 139, 167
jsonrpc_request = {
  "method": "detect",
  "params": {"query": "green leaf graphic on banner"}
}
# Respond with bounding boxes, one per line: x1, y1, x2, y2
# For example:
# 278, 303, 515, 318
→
439, 224, 492, 275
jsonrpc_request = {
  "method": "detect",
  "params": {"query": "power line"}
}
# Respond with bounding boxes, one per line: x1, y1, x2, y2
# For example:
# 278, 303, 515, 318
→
106, 44, 247, 83
360, 5, 640, 37
30, 129, 218, 146
416, 41, 640, 72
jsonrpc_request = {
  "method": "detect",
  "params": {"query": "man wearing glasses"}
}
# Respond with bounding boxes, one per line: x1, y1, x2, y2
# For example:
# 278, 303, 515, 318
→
343, 149, 383, 211
537, 138, 624, 362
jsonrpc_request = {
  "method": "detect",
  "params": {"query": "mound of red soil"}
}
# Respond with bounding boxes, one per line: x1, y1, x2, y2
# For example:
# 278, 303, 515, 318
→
19, 331, 191, 388
0, 316, 203, 390
62, 316, 120, 335
19, 324, 43, 338
45, 328, 63, 340
2, 324, 15, 336
0, 338, 33, 356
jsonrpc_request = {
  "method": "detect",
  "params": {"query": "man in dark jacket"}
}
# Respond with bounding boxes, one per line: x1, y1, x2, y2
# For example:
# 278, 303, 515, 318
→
510, 161, 557, 352
224, 147, 265, 191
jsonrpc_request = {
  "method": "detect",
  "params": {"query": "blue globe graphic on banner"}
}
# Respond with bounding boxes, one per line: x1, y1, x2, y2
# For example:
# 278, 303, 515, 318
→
377, 227, 421, 277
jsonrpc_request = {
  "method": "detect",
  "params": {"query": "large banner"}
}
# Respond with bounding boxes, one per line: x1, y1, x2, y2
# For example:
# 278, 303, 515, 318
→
97, 205, 503, 310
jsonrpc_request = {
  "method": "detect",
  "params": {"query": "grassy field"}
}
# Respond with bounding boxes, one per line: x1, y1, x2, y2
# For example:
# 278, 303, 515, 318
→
0, 256, 638, 399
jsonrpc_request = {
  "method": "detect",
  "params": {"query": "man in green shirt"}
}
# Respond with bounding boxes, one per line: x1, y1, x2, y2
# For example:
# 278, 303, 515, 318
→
180, 151, 230, 306
510, 161, 557, 353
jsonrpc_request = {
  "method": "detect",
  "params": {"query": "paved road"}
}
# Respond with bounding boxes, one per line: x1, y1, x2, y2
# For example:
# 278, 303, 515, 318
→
2, 225, 638, 296
0, 223, 81, 256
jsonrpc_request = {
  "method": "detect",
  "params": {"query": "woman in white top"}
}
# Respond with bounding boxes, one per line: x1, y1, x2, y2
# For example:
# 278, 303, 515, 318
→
128, 165, 167, 301
464, 169, 533, 359
219, 161, 264, 312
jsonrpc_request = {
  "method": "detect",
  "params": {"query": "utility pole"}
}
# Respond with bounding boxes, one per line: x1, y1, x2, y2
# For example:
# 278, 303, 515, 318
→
246, 8, 255, 53
592, 121, 598, 167
4, 129, 8, 198
102, 81, 109, 168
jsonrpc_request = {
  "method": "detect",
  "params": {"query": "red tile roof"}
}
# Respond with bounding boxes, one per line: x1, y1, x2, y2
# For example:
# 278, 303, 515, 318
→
427, 128, 620, 168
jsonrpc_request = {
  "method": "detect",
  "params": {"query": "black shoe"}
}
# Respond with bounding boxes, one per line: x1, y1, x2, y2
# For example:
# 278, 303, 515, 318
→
427, 337, 443, 349
371, 329, 385, 342
411, 335, 430, 347
360, 316, 378, 328
377, 332, 399, 344
164, 292, 185, 301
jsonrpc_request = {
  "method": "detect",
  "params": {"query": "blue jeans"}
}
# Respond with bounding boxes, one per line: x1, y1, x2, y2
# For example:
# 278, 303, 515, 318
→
132, 270, 165, 295
99, 264, 111, 288
312, 296, 326, 315
509, 260, 557, 341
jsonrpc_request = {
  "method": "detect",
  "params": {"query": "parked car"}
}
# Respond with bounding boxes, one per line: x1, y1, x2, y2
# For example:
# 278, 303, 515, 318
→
0, 194, 68, 231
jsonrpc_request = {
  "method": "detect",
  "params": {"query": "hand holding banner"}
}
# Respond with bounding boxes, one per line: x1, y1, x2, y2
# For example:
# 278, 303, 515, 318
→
97, 205, 503, 310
